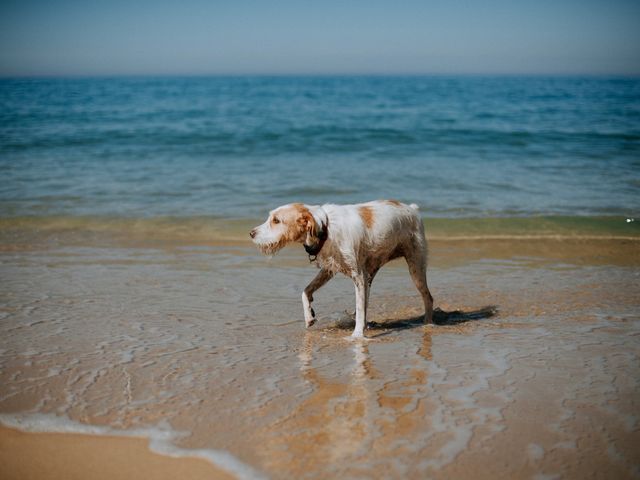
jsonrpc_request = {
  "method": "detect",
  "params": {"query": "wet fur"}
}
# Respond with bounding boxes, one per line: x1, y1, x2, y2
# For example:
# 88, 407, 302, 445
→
250, 200, 434, 337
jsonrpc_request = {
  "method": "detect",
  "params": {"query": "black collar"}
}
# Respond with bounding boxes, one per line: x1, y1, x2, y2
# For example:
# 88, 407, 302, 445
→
304, 225, 328, 262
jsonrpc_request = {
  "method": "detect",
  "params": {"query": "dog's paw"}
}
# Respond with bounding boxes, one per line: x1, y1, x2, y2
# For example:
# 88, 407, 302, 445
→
305, 308, 317, 328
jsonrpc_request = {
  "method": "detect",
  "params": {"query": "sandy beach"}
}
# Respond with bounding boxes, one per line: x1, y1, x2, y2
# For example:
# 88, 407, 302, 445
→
1, 223, 639, 479
0, 425, 233, 480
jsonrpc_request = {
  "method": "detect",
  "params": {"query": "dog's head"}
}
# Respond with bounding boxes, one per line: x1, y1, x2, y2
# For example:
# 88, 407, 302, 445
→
250, 203, 325, 256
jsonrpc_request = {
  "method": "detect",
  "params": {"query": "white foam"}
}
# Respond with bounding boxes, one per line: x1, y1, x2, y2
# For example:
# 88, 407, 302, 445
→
533, 474, 561, 480
0, 412, 267, 480
527, 443, 545, 461
416, 332, 518, 472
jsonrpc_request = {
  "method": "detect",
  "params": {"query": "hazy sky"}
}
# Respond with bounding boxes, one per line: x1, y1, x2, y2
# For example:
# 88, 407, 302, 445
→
1, 0, 639, 76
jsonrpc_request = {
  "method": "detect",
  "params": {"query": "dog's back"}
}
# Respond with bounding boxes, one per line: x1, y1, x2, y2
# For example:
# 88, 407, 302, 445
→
321, 200, 424, 255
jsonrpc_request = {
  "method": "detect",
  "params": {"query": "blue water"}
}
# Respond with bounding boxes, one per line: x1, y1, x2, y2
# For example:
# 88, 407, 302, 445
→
1, 76, 639, 219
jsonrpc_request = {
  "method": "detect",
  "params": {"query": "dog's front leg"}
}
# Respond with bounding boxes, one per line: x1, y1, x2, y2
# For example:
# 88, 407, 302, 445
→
302, 268, 334, 328
352, 274, 368, 337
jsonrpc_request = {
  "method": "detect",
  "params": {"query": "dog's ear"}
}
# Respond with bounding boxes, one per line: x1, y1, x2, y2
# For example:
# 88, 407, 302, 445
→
296, 209, 317, 236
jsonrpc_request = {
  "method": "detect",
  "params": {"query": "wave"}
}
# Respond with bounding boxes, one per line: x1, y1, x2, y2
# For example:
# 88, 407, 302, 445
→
0, 413, 265, 480
1, 215, 637, 249
3, 126, 638, 156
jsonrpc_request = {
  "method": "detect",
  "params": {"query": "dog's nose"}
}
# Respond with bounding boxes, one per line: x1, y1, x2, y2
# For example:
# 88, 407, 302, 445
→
249, 229, 257, 239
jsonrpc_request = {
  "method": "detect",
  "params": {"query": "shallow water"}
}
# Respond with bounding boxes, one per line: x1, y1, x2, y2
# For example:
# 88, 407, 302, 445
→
1, 240, 638, 478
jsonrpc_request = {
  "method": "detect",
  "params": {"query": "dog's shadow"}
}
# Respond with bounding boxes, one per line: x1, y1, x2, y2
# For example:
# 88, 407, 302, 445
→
331, 306, 498, 331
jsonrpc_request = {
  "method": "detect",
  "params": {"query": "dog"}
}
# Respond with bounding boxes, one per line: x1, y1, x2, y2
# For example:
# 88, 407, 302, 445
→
250, 200, 434, 337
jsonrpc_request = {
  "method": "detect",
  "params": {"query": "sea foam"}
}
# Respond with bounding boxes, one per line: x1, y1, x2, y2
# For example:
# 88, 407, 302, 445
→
0, 412, 267, 480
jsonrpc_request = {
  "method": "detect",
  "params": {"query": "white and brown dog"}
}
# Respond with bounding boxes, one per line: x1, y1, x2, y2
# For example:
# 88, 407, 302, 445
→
250, 200, 434, 337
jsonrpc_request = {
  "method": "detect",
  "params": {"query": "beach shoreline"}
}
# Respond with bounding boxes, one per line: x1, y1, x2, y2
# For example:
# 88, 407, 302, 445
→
0, 424, 234, 480
1, 230, 639, 478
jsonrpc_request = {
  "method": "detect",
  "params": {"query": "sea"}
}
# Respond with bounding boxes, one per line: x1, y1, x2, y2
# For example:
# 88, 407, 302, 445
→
1, 75, 639, 236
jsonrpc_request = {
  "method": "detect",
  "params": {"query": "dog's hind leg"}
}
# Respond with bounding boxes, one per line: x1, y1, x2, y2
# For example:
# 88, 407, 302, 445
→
302, 268, 334, 328
404, 250, 434, 324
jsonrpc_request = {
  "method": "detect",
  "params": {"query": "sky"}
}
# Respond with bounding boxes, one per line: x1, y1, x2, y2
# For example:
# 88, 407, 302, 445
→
0, 0, 639, 76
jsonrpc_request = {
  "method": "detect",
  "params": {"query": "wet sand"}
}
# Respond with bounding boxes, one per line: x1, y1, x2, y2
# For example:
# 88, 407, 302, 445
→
0, 425, 233, 480
0, 234, 639, 479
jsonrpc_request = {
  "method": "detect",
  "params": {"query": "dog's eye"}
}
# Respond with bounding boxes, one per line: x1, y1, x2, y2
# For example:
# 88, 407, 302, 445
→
272, 217, 280, 224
